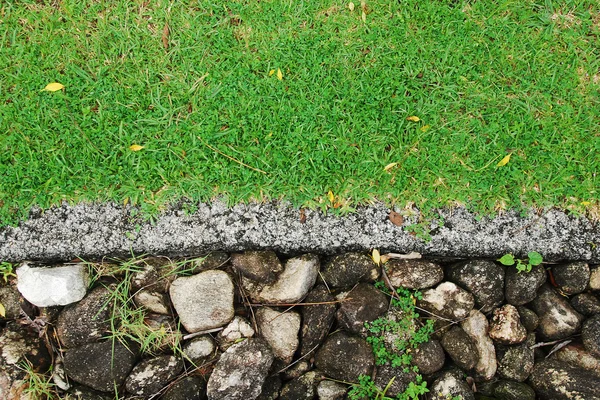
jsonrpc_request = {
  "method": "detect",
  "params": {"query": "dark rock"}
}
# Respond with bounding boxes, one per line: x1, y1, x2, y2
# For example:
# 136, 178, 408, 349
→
206, 338, 274, 400
516, 306, 539, 332
441, 326, 479, 371
230, 251, 283, 283
412, 339, 445, 375
495, 333, 535, 382
321, 253, 379, 289
190, 252, 230, 273
125, 355, 183, 397
279, 371, 320, 400
314, 332, 375, 382
488, 305, 527, 345
447, 260, 505, 313
504, 264, 546, 306
493, 380, 535, 400
530, 284, 583, 340
63, 340, 139, 392
373, 364, 417, 398
56, 285, 113, 348
256, 376, 281, 400
461, 310, 497, 381
282, 361, 310, 381
418, 281, 475, 321
299, 285, 336, 357
66, 385, 114, 400
552, 343, 600, 378
551, 262, 590, 295
336, 283, 388, 334
131, 256, 174, 292
429, 370, 475, 400
529, 359, 600, 399
583, 314, 600, 358
161, 375, 207, 400
384, 259, 443, 289
571, 293, 600, 316
0, 287, 23, 320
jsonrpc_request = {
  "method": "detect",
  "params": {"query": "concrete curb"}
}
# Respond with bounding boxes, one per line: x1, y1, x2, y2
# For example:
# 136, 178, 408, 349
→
0, 201, 598, 263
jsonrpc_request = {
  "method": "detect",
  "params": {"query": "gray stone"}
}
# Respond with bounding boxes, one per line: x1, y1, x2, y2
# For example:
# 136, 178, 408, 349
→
206, 338, 274, 400
504, 264, 546, 306
441, 326, 479, 371
256, 376, 282, 400
0, 323, 51, 370
489, 304, 527, 345
321, 252, 379, 289
230, 250, 283, 283
125, 355, 183, 397
552, 343, 600, 378
516, 306, 539, 332
551, 261, 590, 295
279, 371, 320, 400
299, 285, 336, 357
56, 285, 113, 348
0, 287, 23, 320
447, 260, 505, 313
529, 359, 600, 400
190, 252, 230, 274
493, 380, 535, 400
590, 265, 600, 290
130, 256, 173, 292
133, 289, 170, 315
281, 361, 310, 381
530, 284, 583, 340
217, 316, 255, 351
317, 380, 347, 400
16, 262, 88, 307
412, 339, 445, 375
161, 375, 207, 400
429, 371, 475, 400
256, 307, 300, 363
418, 281, 475, 321
496, 333, 535, 382
336, 283, 388, 334
461, 309, 497, 381
571, 292, 600, 316
314, 332, 375, 382
373, 364, 417, 398
384, 259, 443, 289
169, 270, 234, 333
583, 314, 600, 358
183, 335, 216, 364
63, 340, 138, 392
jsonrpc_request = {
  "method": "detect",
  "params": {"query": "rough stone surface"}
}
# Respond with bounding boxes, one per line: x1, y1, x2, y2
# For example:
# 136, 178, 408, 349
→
124, 355, 183, 397
16, 262, 88, 307
488, 304, 527, 345
447, 260, 505, 313
529, 359, 600, 400
495, 333, 535, 382
551, 262, 590, 295
517, 306, 539, 332
314, 332, 375, 382
321, 252, 379, 289
384, 259, 443, 289
418, 281, 475, 320
206, 338, 274, 400
374, 364, 417, 398
493, 380, 536, 400
530, 284, 583, 340
429, 371, 475, 400
133, 289, 171, 315
256, 376, 282, 400
571, 293, 600, 316
461, 309, 497, 381
591, 265, 600, 290
279, 371, 320, 400
441, 326, 479, 371
316, 380, 347, 400
552, 343, 600, 378
230, 251, 283, 283
583, 314, 600, 357
183, 335, 216, 364
299, 285, 336, 357
63, 340, 138, 393
336, 283, 388, 334
161, 376, 207, 400
411, 339, 445, 375
504, 264, 546, 306
256, 307, 300, 363
0, 287, 23, 320
169, 270, 235, 333
217, 316, 255, 351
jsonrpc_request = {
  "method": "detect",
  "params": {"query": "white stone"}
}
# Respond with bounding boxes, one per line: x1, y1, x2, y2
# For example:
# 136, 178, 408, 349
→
218, 316, 255, 351
254, 254, 320, 304
134, 290, 170, 315
256, 307, 301, 363
16, 263, 88, 307
317, 380, 348, 400
461, 309, 497, 380
169, 270, 235, 333
183, 335, 215, 362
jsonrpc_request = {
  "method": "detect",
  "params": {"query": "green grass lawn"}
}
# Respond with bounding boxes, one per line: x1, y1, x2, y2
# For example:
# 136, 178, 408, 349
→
1, 0, 599, 225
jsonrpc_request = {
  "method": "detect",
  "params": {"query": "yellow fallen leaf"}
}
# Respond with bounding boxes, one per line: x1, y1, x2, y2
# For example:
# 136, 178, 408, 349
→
348, 2, 355, 11
406, 116, 420, 122
420, 125, 430, 132
497, 154, 511, 167
129, 144, 144, 152
361, 11, 367, 22
0, 302, 5, 318
372, 249, 380, 265
269, 69, 275, 76
581, 201, 591, 206
276, 68, 283, 80
327, 190, 335, 203
384, 162, 398, 172
42, 82, 64, 92
123, 197, 129, 206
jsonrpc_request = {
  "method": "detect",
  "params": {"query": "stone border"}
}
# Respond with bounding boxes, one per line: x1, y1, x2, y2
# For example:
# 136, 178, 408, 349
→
0, 201, 598, 263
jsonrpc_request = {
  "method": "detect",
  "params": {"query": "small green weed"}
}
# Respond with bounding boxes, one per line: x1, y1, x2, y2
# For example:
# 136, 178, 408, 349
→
497, 251, 543, 273
17, 359, 58, 400
0, 261, 16, 283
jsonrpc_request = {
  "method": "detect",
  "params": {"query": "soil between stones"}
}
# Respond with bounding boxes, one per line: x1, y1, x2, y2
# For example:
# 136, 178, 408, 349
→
1, 251, 600, 400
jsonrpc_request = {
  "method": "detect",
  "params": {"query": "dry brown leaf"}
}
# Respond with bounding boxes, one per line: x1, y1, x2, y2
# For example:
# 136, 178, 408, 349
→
162, 23, 170, 50
389, 211, 404, 226
0, 302, 5, 318
269, 69, 275, 76
299, 208, 307, 224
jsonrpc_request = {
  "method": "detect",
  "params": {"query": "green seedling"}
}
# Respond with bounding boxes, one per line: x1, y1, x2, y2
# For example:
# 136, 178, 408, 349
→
0, 262, 16, 283
497, 251, 543, 273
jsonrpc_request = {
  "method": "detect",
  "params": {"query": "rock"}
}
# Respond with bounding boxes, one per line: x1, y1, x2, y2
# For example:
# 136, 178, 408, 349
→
206, 338, 274, 400
230, 251, 283, 283
250, 254, 320, 304
336, 283, 388, 334
441, 326, 479, 371
590, 265, 600, 290
125, 355, 183, 397
183, 335, 216, 364
496, 333, 535, 382
63, 340, 138, 392
552, 343, 600, 378
447, 260, 505, 313
0, 323, 51, 371
571, 293, 600, 316
190, 252, 230, 274
161, 375, 207, 400
317, 380, 347, 400
504, 264, 546, 306
530, 284, 583, 340
0, 287, 23, 320
384, 259, 443, 289
314, 332, 375, 382
130, 257, 172, 292
461, 309, 497, 381
373, 364, 417, 398
493, 380, 535, 400
66, 385, 113, 400
529, 359, 600, 400
134, 289, 171, 315
217, 316, 255, 351
583, 314, 600, 357
551, 262, 590, 295
16, 262, 88, 307
279, 371, 320, 400
299, 285, 336, 357
418, 281, 475, 321
488, 305, 527, 345
56, 285, 113, 348
282, 361, 310, 380
169, 270, 234, 333
429, 371, 475, 400
256, 307, 300, 363
516, 306, 539, 332
412, 339, 445, 375
320, 253, 379, 289
256, 376, 282, 400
